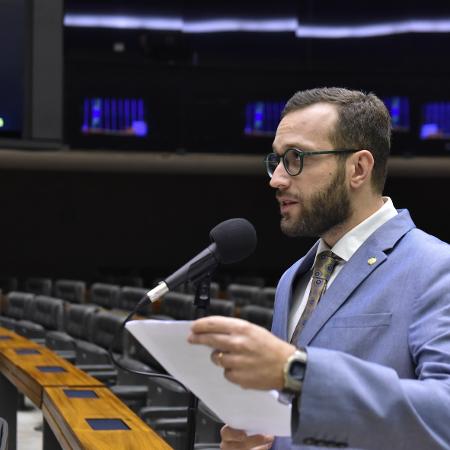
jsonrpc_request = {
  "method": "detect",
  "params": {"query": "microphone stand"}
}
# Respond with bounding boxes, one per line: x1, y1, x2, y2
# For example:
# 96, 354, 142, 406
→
186, 275, 212, 450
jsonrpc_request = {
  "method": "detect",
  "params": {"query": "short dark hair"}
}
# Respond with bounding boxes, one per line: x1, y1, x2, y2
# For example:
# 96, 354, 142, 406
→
282, 87, 391, 193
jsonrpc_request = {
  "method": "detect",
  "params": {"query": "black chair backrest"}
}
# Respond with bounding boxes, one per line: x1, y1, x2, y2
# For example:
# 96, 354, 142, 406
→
118, 286, 150, 315
203, 298, 235, 317
257, 287, 276, 308
5, 291, 34, 320
24, 277, 53, 296
226, 284, 261, 307
64, 304, 98, 340
53, 279, 86, 304
90, 311, 126, 353
239, 305, 273, 330
160, 292, 194, 320
0, 417, 8, 450
90, 283, 121, 309
29, 295, 64, 330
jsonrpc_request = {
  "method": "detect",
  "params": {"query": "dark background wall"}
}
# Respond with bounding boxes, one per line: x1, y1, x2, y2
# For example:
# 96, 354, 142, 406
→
0, 167, 448, 286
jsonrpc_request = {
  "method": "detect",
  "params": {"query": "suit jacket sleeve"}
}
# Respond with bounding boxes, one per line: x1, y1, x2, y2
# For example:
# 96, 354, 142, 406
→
291, 253, 450, 450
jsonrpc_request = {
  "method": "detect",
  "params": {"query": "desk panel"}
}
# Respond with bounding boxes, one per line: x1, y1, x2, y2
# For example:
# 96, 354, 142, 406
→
0, 346, 102, 406
43, 386, 172, 450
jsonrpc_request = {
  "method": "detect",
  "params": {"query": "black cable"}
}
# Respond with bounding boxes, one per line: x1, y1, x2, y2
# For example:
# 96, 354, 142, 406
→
107, 294, 189, 392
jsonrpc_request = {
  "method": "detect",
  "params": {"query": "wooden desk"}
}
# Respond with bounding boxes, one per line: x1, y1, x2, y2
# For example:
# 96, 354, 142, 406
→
0, 328, 41, 349
43, 386, 172, 450
0, 327, 172, 450
0, 345, 103, 407
0, 336, 103, 450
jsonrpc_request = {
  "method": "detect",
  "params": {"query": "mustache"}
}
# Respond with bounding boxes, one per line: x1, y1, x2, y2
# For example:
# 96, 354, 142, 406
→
276, 191, 299, 202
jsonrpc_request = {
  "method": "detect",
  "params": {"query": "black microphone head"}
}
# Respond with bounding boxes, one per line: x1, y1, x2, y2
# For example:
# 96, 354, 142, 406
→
209, 218, 257, 264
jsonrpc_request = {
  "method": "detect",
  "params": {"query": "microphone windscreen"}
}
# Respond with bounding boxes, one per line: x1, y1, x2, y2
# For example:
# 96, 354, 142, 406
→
209, 218, 257, 264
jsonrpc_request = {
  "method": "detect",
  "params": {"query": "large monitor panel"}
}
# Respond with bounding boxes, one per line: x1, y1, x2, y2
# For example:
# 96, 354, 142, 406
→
0, 0, 26, 138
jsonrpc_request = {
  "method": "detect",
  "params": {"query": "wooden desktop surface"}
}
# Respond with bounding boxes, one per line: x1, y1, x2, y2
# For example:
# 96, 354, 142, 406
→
0, 340, 103, 406
44, 386, 172, 450
0, 326, 173, 449
0, 328, 42, 349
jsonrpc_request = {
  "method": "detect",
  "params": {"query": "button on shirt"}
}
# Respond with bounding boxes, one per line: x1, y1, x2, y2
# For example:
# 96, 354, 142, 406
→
288, 197, 398, 341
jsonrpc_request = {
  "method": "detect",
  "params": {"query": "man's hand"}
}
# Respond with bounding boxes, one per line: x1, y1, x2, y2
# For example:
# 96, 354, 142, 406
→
188, 316, 296, 390
220, 425, 274, 450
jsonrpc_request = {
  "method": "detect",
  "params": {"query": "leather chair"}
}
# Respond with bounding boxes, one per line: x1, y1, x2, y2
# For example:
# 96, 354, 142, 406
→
75, 311, 125, 365
24, 277, 53, 296
53, 279, 86, 304
73, 311, 150, 411
193, 298, 235, 318
257, 286, 276, 308
0, 291, 34, 330
116, 286, 151, 316
89, 283, 121, 309
46, 303, 99, 352
152, 292, 195, 321
226, 284, 261, 307
239, 305, 273, 330
15, 295, 64, 342
141, 399, 222, 449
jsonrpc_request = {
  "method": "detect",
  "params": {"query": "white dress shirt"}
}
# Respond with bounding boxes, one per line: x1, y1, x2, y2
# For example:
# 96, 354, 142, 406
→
288, 197, 398, 340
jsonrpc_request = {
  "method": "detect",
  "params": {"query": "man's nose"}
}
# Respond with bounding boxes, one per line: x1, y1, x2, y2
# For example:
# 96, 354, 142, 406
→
269, 162, 290, 190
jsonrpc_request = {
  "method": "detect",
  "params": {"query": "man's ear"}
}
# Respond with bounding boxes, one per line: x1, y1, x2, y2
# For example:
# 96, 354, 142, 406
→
347, 150, 374, 189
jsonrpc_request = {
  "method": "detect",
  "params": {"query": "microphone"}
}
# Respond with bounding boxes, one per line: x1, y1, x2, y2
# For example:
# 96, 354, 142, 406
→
145, 218, 257, 302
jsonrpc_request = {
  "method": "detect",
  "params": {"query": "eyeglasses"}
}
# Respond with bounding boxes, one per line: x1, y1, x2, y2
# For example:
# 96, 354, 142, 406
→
264, 148, 359, 177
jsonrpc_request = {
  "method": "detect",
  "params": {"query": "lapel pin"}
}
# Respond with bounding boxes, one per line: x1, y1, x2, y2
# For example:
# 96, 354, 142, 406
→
368, 257, 377, 265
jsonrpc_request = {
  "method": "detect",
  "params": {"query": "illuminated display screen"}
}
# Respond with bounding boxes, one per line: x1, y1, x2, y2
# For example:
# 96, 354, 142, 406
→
244, 101, 285, 137
420, 102, 450, 140
0, 0, 25, 137
382, 96, 410, 132
82, 97, 148, 137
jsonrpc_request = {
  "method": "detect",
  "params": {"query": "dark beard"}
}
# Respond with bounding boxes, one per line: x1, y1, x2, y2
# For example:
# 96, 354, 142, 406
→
280, 165, 352, 238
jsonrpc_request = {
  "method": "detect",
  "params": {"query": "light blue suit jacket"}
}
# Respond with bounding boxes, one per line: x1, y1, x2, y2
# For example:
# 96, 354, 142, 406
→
271, 210, 450, 450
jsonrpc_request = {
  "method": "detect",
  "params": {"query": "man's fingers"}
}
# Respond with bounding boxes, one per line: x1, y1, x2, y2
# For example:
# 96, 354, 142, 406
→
188, 330, 240, 352
220, 425, 274, 449
221, 425, 247, 442
190, 316, 249, 335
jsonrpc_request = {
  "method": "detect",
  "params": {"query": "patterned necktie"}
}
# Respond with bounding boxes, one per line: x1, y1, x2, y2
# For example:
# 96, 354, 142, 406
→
290, 250, 341, 344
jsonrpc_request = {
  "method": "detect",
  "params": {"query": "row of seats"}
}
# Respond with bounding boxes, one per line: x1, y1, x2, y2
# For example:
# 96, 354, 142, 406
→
0, 289, 274, 334
0, 288, 273, 448
1, 276, 277, 309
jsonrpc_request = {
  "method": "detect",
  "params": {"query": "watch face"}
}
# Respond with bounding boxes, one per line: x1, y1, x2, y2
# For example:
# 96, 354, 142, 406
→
290, 360, 306, 380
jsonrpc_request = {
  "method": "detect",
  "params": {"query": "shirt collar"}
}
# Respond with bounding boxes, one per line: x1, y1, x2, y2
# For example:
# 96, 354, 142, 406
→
316, 197, 398, 262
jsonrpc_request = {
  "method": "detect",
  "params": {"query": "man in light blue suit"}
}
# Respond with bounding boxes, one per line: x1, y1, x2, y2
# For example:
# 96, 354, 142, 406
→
189, 87, 450, 449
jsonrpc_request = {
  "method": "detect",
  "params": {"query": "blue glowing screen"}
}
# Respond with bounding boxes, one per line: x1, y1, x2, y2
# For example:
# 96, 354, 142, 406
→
382, 96, 410, 131
420, 102, 450, 140
82, 97, 148, 137
244, 101, 285, 137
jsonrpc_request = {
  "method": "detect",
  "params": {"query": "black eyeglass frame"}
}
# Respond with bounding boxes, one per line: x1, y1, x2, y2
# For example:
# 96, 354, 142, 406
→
264, 148, 360, 177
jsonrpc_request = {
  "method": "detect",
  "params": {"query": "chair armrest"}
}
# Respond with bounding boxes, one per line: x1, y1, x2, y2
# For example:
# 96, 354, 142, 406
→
139, 406, 188, 420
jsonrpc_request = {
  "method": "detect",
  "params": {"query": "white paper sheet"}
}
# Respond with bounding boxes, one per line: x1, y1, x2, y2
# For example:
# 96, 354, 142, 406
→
126, 319, 291, 436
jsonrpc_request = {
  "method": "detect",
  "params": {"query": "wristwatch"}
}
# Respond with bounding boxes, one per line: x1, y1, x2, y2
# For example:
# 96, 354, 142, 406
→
279, 348, 308, 404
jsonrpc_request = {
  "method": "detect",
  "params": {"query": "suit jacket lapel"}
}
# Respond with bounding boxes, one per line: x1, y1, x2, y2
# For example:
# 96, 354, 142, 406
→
295, 209, 416, 347
272, 242, 319, 341
297, 247, 387, 346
